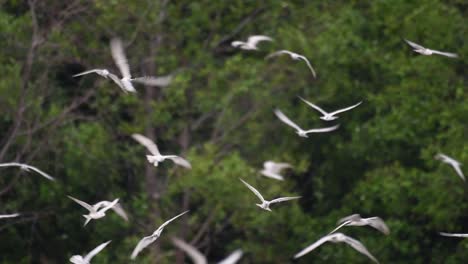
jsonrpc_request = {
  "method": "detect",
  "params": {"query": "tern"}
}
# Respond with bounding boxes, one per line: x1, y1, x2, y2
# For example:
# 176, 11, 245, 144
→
70, 240, 111, 264
266, 50, 316, 78
298, 97, 362, 121
328, 214, 390, 235
68, 196, 119, 226
240, 179, 300, 211
0, 162, 55, 181
260, 161, 292, 181
294, 233, 379, 263
131, 211, 189, 259
171, 237, 243, 264
439, 232, 468, 238
110, 38, 173, 93
0, 213, 20, 219
231, 35, 273, 50
131, 133, 191, 169
404, 39, 458, 58
435, 153, 465, 181
274, 109, 339, 138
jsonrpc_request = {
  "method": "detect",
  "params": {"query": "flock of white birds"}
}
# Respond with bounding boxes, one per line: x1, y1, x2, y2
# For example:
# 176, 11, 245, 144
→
0, 33, 464, 263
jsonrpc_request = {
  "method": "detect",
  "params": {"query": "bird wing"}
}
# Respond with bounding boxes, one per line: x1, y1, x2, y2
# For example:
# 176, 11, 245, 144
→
166, 155, 192, 169
274, 109, 303, 132
329, 101, 363, 116
239, 179, 265, 202
440, 232, 468, 238
22, 164, 55, 181
131, 133, 160, 155
84, 240, 111, 262
108, 73, 127, 92
265, 50, 291, 60
269, 196, 301, 204
430, 50, 458, 58
337, 214, 362, 225
297, 55, 317, 78
260, 170, 284, 181
131, 235, 156, 259
218, 249, 243, 264
99, 198, 119, 213
298, 97, 329, 116
68, 196, 94, 212
0, 213, 20, 219
73, 69, 101, 77
132, 75, 173, 87
404, 39, 425, 50
157, 211, 190, 232
247, 35, 273, 46
231, 41, 245, 47
111, 203, 129, 221
293, 234, 334, 259
366, 217, 390, 235
343, 236, 379, 263
110, 38, 131, 78
451, 163, 465, 181
327, 221, 352, 235
171, 237, 207, 264
304, 124, 340, 134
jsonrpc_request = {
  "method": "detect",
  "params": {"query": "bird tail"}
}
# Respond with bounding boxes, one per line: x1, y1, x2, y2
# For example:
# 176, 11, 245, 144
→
83, 215, 92, 226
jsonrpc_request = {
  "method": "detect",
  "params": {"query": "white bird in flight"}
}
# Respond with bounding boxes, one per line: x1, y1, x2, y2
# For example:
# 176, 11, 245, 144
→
404, 39, 458, 58
239, 179, 300, 211
131, 133, 192, 169
231, 35, 273, 50
274, 109, 339, 138
298, 96, 362, 121
68, 196, 119, 226
0, 162, 55, 181
328, 214, 390, 235
70, 240, 111, 264
110, 38, 173, 93
260, 161, 292, 181
435, 153, 465, 181
294, 233, 379, 263
0, 213, 20, 219
171, 237, 243, 264
266, 50, 317, 78
131, 211, 189, 259
93, 201, 129, 222
439, 232, 468, 238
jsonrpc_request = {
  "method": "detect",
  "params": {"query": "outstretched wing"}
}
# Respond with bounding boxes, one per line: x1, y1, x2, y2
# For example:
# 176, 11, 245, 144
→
22, 164, 55, 181
269, 196, 301, 204
111, 203, 129, 221
166, 155, 192, 169
330, 101, 362, 116
328, 220, 351, 235
132, 75, 173, 87
231, 41, 245, 47
99, 198, 119, 213
404, 39, 425, 50
68, 196, 93, 212
157, 211, 190, 232
431, 50, 458, 58
110, 38, 131, 78
108, 73, 127, 92
298, 97, 329, 116
366, 217, 390, 235
343, 236, 379, 263
296, 55, 317, 78
131, 235, 156, 259
265, 50, 292, 60
337, 214, 362, 225
247, 35, 273, 46
0, 213, 20, 219
132, 133, 160, 155
84, 240, 111, 262
218, 249, 243, 264
294, 234, 334, 259
260, 170, 284, 181
440, 232, 468, 238
239, 179, 265, 202
171, 237, 207, 264
73, 69, 101, 77
274, 109, 303, 132
451, 163, 465, 181
304, 124, 340, 134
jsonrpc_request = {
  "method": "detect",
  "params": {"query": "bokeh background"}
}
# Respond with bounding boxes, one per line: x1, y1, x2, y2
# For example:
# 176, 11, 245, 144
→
0, 0, 467, 263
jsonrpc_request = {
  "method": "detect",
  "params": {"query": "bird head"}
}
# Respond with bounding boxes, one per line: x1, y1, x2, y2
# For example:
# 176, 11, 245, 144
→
296, 131, 308, 138
320, 115, 338, 121
69, 255, 85, 264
